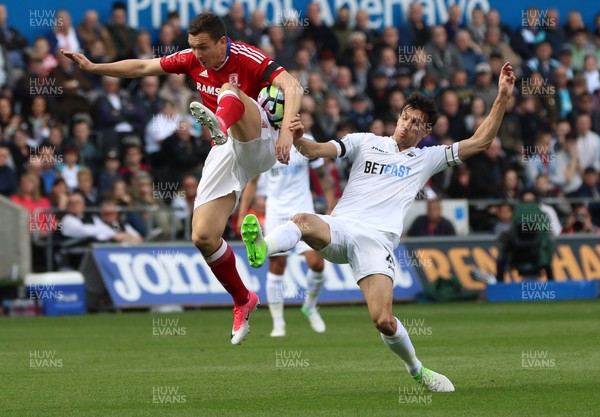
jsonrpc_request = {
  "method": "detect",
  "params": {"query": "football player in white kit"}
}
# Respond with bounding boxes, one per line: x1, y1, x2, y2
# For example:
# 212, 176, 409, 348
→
242, 63, 516, 391
238, 112, 336, 337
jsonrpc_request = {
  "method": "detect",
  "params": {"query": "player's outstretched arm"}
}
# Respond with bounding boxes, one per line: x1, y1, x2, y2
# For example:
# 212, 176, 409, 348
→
61, 50, 167, 78
271, 71, 304, 164
457, 62, 516, 161
289, 116, 337, 159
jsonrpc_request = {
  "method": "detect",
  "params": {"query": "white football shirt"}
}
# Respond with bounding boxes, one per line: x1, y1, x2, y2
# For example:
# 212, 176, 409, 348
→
330, 133, 462, 236
265, 134, 324, 215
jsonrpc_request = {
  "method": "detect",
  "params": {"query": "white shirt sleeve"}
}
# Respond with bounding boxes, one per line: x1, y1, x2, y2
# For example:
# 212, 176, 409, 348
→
329, 133, 365, 160
421, 143, 462, 179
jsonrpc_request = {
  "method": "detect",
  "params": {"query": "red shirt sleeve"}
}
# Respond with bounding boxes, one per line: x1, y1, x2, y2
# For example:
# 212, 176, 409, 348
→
160, 49, 194, 74
232, 42, 285, 85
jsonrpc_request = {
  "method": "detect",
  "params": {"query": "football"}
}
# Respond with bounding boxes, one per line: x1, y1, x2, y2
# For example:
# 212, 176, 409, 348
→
258, 85, 285, 127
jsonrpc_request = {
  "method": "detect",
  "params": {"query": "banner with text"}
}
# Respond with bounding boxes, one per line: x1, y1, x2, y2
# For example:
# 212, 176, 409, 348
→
91, 243, 422, 307
16, 0, 593, 44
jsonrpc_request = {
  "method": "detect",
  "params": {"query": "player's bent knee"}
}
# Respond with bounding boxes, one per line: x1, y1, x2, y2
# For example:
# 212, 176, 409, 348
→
308, 256, 324, 272
191, 229, 221, 254
373, 315, 395, 335
219, 82, 239, 94
291, 213, 310, 232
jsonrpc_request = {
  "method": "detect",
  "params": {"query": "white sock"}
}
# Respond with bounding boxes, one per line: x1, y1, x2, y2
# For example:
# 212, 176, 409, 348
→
380, 317, 422, 376
265, 221, 302, 256
266, 272, 285, 328
303, 269, 325, 311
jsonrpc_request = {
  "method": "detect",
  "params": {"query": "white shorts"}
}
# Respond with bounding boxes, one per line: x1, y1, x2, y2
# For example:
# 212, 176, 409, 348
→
316, 215, 400, 283
266, 211, 313, 256
194, 100, 278, 209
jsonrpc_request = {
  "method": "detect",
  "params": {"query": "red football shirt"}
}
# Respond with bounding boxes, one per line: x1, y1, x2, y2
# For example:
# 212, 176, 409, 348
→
160, 38, 284, 112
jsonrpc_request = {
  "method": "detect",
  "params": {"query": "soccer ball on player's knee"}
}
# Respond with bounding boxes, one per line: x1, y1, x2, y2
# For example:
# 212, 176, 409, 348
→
258, 85, 285, 127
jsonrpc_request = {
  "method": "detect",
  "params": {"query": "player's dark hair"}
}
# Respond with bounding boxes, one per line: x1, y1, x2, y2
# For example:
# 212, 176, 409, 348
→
402, 93, 439, 127
188, 12, 227, 41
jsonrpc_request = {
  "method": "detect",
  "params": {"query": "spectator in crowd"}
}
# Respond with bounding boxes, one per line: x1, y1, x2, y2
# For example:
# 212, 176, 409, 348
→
61, 192, 119, 241
156, 22, 177, 56
316, 95, 345, 140
43, 124, 66, 162
48, 178, 68, 210
406, 199, 456, 237
354, 10, 379, 52
246, 9, 267, 48
575, 113, 600, 173
575, 167, 600, 226
76, 10, 116, 61
8, 128, 30, 177
468, 137, 507, 198
10, 173, 51, 232
171, 173, 198, 227
0, 144, 17, 196
69, 117, 99, 171
25, 96, 52, 146
465, 96, 487, 134
0, 96, 15, 132
118, 142, 150, 184
583, 54, 600, 94
133, 29, 153, 60
455, 29, 486, 84
94, 76, 141, 151
57, 146, 81, 192
35, 145, 60, 195
544, 9, 567, 57
374, 46, 398, 86
329, 66, 357, 113
144, 100, 181, 168
74, 167, 99, 207
375, 27, 400, 65
517, 96, 549, 150
472, 62, 499, 111
570, 29, 594, 71
524, 133, 557, 189
346, 94, 373, 132
425, 25, 464, 89
497, 168, 521, 201
265, 26, 295, 69
486, 8, 513, 44
132, 75, 163, 127
332, 6, 353, 61
513, 6, 547, 60
525, 41, 560, 80
97, 149, 122, 196
564, 11, 587, 39
443, 4, 465, 43
493, 202, 513, 235
553, 66, 575, 119
467, 7, 487, 45
303, 3, 339, 56
130, 171, 171, 240
47, 10, 82, 54
166, 11, 187, 50
572, 93, 600, 134
552, 132, 583, 195
400, 2, 430, 47
99, 201, 143, 243
419, 114, 449, 148
159, 73, 192, 116
222, 2, 248, 43
440, 90, 468, 141
446, 165, 473, 199
105, 1, 137, 60
482, 26, 522, 76
562, 205, 599, 234
0, 4, 27, 77
160, 120, 207, 184
31, 37, 57, 77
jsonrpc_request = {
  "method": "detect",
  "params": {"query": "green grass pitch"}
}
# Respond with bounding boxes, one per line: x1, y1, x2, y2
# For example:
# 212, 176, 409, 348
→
2, 300, 599, 417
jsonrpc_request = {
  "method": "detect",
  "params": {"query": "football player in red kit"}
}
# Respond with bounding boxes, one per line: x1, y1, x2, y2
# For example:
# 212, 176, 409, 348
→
62, 12, 303, 345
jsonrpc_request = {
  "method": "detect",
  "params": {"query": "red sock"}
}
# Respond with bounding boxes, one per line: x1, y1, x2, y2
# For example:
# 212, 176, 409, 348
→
215, 91, 244, 133
205, 240, 250, 305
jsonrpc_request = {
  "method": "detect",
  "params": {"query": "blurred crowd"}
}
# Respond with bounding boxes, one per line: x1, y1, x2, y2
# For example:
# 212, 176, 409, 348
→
1, 1, 600, 257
